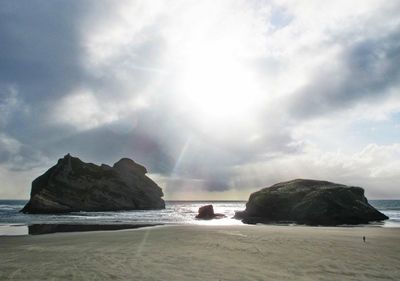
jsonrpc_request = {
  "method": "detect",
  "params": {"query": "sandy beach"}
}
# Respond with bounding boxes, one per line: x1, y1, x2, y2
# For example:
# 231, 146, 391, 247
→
1, 225, 399, 281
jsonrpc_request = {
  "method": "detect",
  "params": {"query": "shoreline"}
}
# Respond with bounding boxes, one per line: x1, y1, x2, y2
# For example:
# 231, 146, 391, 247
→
1, 224, 399, 280
0, 219, 398, 237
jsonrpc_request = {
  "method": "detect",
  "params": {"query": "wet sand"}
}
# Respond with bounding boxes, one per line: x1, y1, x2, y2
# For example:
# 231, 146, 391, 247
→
1, 225, 399, 280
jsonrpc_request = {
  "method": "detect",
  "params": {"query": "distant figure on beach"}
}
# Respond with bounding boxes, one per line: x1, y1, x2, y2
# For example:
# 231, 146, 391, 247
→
363, 236, 366, 242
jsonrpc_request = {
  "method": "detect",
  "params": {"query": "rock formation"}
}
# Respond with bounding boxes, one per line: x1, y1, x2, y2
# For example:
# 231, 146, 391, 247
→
235, 179, 388, 226
21, 154, 165, 213
195, 204, 226, 219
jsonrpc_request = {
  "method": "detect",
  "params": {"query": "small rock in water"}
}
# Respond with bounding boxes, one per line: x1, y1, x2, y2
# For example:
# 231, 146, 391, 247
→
195, 204, 226, 220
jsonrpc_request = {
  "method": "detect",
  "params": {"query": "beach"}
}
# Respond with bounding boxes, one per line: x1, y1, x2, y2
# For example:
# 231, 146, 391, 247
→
1, 225, 399, 281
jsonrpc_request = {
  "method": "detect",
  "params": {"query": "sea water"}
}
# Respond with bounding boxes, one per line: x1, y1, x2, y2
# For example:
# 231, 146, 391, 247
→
0, 200, 245, 235
1, 200, 399, 235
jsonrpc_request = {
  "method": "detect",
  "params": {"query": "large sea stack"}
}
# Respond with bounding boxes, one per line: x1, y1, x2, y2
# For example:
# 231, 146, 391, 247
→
21, 154, 165, 213
235, 179, 388, 226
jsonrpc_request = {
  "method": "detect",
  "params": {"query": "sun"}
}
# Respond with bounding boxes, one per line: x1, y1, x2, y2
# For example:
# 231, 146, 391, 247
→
174, 43, 262, 131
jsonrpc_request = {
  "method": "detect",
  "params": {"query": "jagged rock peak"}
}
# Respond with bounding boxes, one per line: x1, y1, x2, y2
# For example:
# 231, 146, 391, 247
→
113, 158, 147, 174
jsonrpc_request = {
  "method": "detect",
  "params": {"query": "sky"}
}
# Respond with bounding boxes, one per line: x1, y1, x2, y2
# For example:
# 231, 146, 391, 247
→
1, 0, 400, 200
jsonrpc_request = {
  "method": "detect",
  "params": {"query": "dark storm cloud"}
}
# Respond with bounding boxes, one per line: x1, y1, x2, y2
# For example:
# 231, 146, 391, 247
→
0, 1, 113, 179
0, 1, 89, 168
0, 1, 87, 102
290, 29, 400, 119
0, 1, 170, 172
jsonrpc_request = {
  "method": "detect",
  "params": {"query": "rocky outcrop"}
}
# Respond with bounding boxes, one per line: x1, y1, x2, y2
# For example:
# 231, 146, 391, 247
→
195, 205, 226, 219
21, 154, 165, 213
235, 179, 388, 226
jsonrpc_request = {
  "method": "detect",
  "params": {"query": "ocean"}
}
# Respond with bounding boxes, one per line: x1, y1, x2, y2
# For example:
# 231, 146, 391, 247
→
1, 200, 399, 235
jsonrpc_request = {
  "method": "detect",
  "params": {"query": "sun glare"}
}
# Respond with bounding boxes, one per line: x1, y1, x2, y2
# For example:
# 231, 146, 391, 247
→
176, 44, 262, 129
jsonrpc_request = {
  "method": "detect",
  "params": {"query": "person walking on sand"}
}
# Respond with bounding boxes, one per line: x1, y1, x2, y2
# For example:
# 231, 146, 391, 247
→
363, 236, 366, 243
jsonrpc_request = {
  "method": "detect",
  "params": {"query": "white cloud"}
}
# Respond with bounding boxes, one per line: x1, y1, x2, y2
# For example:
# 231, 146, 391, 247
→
50, 89, 119, 130
0, 84, 29, 128
0, 133, 21, 156
0, 165, 45, 199
231, 142, 400, 198
49, 88, 152, 131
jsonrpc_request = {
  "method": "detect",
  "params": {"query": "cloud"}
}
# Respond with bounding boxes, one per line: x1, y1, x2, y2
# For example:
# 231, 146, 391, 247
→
0, 0, 400, 198
231, 143, 400, 198
290, 29, 400, 119
50, 89, 120, 130
0, 84, 26, 127
0, 1, 87, 101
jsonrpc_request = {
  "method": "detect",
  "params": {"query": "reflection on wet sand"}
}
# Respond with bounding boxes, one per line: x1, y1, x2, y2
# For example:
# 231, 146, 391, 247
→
28, 224, 161, 235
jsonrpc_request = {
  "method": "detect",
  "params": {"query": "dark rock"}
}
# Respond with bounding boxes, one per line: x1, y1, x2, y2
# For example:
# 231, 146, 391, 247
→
21, 154, 165, 213
235, 179, 388, 226
195, 204, 226, 220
